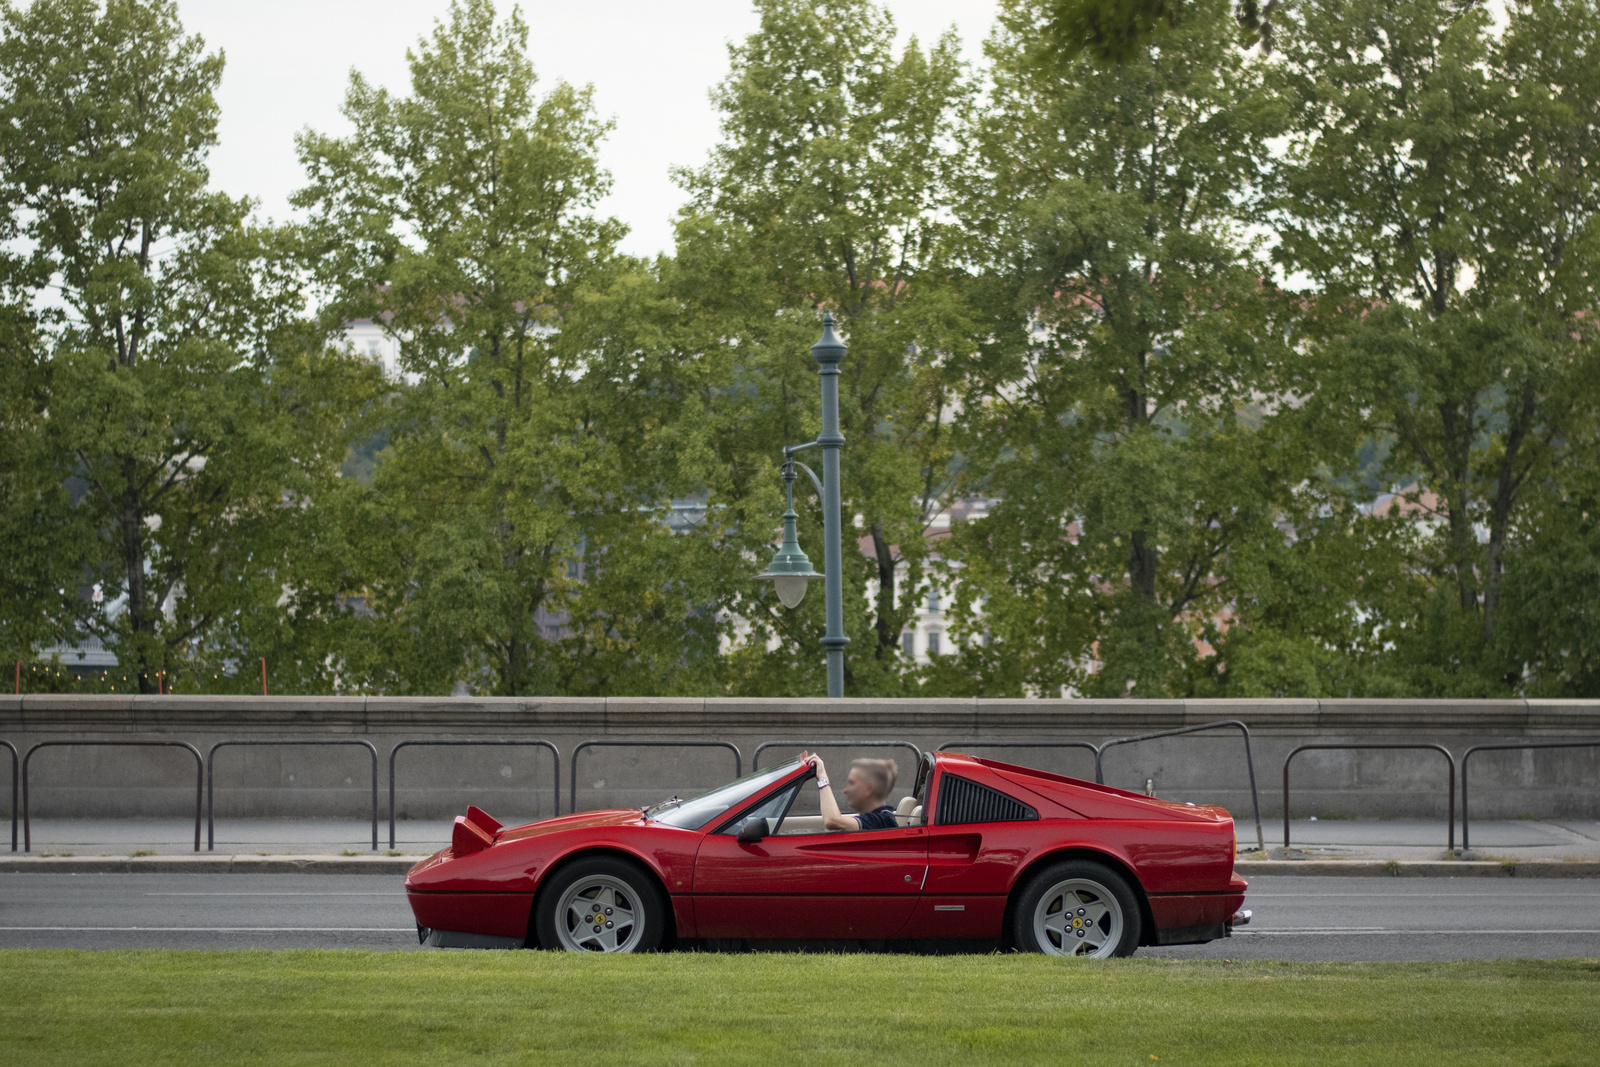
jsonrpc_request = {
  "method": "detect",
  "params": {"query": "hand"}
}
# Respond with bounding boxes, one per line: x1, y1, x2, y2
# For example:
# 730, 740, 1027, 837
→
807, 754, 827, 779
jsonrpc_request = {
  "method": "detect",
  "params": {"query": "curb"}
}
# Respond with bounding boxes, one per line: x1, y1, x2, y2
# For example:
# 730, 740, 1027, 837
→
1237, 859, 1600, 878
0, 854, 420, 874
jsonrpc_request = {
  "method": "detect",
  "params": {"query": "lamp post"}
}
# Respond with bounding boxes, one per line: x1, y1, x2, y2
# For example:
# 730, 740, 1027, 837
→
754, 312, 849, 697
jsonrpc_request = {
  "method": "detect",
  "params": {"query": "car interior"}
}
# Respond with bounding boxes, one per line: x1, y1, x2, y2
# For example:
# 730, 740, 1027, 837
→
722, 752, 932, 836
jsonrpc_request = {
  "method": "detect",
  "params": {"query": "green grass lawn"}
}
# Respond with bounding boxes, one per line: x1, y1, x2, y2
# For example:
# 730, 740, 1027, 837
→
1, 951, 1596, 1066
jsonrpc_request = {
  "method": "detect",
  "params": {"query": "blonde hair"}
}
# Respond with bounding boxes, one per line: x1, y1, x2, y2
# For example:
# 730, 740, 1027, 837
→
851, 758, 898, 803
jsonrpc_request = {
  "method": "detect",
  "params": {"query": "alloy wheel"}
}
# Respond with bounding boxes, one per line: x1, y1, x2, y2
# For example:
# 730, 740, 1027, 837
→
553, 874, 644, 952
1032, 876, 1125, 958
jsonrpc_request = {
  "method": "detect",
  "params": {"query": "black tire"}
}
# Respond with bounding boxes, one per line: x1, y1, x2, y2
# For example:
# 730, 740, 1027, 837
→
534, 855, 665, 953
1011, 859, 1142, 958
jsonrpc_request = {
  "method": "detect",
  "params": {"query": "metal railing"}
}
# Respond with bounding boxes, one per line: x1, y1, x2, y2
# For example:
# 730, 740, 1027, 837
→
1460, 739, 1600, 851
390, 739, 561, 848
1097, 720, 1266, 853
1284, 743, 1456, 851
16, 728, 1595, 857
570, 740, 742, 815
752, 739, 923, 773
24, 740, 204, 852
937, 740, 1101, 772
1, 741, 16, 852
207, 739, 379, 851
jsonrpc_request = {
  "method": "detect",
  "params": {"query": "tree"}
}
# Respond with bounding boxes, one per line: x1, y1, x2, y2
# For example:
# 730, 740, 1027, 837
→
0, 105, 85, 669
296, 0, 726, 696
938, 0, 1292, 697
1042, 0, 1287, 65
671, 0, 971, 695
0, 0, 376, 693
1271, 0, 1600, 692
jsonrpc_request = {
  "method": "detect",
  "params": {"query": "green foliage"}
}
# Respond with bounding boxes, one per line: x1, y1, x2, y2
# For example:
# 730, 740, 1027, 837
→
295, 0, 730, 696
672, 0, 972, 695
1040, 0, 1286, 65
0, 0, 379, 693
939, 0, 1293, 696
4, 0, 1600, 699
1269, 0, 1600, 693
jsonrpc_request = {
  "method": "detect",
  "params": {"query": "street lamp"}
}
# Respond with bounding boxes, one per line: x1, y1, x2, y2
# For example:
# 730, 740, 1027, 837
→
753, 311, 850, 697
754, 461, 823, 609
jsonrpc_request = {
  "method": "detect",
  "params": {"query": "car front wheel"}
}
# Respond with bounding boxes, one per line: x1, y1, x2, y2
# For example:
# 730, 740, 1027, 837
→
535, 856, 665, 953
1012, 860, 1141, 958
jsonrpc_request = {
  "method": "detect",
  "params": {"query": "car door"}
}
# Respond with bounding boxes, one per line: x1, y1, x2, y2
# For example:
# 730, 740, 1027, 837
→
905, 766, 1047, 939
692, 779, 927, 939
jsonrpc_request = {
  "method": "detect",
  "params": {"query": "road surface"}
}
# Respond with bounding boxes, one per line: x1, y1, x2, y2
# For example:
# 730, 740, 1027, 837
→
2, 873, 1597, 959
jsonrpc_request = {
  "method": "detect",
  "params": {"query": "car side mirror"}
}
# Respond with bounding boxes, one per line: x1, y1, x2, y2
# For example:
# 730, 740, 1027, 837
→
736, 817, 771, 844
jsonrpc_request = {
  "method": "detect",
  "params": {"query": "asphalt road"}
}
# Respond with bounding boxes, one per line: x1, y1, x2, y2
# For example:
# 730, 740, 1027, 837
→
1145, 875, 1600, 961
1, 873, 1597, 960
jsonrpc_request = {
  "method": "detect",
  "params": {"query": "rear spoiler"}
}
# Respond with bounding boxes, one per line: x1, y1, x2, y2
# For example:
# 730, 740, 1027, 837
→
451, 805, 504, 856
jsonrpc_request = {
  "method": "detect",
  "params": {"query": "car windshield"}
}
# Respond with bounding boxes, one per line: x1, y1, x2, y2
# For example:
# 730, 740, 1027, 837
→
648, 760, 802, 830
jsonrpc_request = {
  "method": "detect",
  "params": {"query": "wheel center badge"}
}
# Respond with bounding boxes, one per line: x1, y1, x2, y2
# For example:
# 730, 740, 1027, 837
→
1072, 917, 1083, 929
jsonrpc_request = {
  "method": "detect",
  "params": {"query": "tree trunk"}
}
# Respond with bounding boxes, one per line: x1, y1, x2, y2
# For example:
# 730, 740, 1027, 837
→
1482, 383, 1538, 643
1437, 402, 1480, 615
1126, 374, 1158, 605
1129, 527, 1159, 601
1445, 496, 1479, 615
870, 520, 899, 662
119, 455, 155, 694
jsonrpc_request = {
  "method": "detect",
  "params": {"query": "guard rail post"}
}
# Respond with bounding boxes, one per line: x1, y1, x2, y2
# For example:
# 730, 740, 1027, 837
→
207, 739, 379, 851
24, 740, 204, 852
1283, 743, 1455, 852
936, 741, 1100, 776
569, 740, 743, 815
389, 739, 561, 849
1095, 720, 1266, 853
752, 740, 923, 773
1, 741, 16, 852
1460, 740, 1600, 851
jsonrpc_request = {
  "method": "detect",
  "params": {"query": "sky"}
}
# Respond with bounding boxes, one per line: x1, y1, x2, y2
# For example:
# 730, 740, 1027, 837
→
177, 0, 1000, 260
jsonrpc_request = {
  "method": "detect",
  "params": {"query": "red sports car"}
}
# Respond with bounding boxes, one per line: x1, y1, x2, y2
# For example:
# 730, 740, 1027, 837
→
405, 751, 1250, 957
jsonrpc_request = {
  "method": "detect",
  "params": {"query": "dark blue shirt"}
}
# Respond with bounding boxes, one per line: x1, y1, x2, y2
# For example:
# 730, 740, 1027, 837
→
854, 805, 898, 831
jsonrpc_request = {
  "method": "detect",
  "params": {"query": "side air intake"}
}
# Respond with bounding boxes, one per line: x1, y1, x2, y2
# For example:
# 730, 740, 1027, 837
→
936, 774, 1039, 826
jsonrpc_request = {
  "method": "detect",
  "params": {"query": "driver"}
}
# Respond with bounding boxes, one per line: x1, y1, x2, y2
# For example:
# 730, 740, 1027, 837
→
800, 753, 899, 831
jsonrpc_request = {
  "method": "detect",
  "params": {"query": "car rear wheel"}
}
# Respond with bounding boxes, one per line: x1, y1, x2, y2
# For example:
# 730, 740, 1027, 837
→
535, 856, 664, 953
1013, 860, 1141, 958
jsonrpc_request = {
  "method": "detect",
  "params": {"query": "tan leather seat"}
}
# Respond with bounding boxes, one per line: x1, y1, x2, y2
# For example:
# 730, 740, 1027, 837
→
895, 796, 924, 827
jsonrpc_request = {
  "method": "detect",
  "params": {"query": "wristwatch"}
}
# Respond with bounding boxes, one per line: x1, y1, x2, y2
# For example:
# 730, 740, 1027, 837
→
816, 778, 829, 789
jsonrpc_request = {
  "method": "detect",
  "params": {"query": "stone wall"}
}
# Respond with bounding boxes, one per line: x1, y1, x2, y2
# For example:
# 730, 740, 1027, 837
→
2, 695, 1597, 831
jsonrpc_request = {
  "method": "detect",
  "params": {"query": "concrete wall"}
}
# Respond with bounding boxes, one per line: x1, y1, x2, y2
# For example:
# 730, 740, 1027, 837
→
2, 695, 1597, 827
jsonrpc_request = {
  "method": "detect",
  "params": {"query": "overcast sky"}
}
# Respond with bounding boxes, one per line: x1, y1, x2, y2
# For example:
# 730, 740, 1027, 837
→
177, 0, 999, 259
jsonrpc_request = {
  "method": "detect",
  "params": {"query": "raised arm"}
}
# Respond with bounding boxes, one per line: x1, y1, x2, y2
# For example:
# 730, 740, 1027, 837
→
804, 755, 859, 831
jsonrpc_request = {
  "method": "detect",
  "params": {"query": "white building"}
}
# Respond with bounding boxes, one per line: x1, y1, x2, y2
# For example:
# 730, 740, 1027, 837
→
341, 318, 404, 380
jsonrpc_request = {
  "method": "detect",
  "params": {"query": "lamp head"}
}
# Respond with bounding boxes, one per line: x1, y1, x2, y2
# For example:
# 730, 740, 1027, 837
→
755, 540, 823, 608
755, 468, 823, 608
772, 575, 813, 609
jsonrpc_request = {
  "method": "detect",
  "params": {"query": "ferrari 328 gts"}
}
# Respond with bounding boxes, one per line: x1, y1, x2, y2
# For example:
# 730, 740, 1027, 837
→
405, 750, 1250, 957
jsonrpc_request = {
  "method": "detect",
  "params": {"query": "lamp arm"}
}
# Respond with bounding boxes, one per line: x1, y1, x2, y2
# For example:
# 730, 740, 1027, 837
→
783, 440, 822, 458
788, 460, 825, 498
